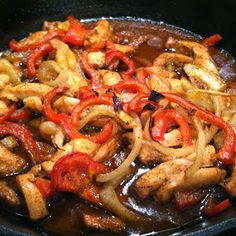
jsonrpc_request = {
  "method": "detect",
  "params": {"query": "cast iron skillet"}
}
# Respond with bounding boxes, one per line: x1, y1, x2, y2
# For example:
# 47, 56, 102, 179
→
0, 0, 236, 235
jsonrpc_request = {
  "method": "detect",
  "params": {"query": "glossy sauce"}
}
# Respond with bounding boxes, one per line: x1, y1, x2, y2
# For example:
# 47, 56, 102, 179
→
1, 19, 236, 236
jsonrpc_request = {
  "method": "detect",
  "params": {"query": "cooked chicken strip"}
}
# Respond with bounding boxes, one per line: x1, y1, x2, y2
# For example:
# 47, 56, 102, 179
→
94, 134, 121, 162
0, 181, 20, 205
41, 138, 99, 174
88, 51, 105, 68
100, 70, 121, 86
134, 158, 192, 200
0, 59, 21, 85
166, 37, 226, 91
0, 143, 26, 177
53, 96, 79, 113
138, 140, 171, 165
153, 52, 193, 68
23, 96, 43, 112
39, 121, 64, 148
0, 100, 8, 116
16, 165, 48, 221
0, 83, 52, 101
179, 167, 226, 190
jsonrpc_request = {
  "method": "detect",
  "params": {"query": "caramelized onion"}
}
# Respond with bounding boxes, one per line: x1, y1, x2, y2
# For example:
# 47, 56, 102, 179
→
143, 117, 196, 157
185, 117, 206, 178
96, 113, 142, 182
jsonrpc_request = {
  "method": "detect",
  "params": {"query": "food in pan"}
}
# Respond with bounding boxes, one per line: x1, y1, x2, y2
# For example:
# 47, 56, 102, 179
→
0, 16, 235, 235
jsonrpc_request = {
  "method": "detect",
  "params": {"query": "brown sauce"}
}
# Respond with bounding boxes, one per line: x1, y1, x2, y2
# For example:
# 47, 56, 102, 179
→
1, 19, 236, 236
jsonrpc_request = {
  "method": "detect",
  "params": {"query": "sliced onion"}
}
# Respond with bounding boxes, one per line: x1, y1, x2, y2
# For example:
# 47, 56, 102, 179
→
143, 117, 196, 157
186, 89, 236, 97
205, 96, 220, 144
99, 170, 142, 221
96, 113, 142, 182
185, 117, 206, 178
79, 105, 131, 130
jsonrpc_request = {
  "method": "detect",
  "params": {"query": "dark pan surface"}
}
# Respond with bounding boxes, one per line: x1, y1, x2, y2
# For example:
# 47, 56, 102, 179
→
0, 0, 236, 235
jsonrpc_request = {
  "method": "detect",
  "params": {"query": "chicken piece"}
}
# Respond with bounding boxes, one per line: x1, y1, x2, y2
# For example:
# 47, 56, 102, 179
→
154, 146, 217, 203
0, 83, 53, 101
39, 121, 64, 148
200, 145, 216, 167
0, 73, 11, 90
53, 96, 79, 113
146, 67, 172, 92
138, 140, 171, 165
36, 60, 61, 85
82, 213, 125, 233
184, 63, 225, 91
169, 79, 184, 94
0, 59, 21, 85
84, 20, 112, 46
153, 52, 193, 68
41, 138, 99, 174
0, 181, 20, 205
155, 167, 225, 204
0, 143, 26, 177
100, 70, 121, 86
23, 96, 43, 112
0, 135, 19, 150
160, 129, 182, 147
50, 39, 88, 94
94, 135, 121, 162
88, 51, 105, 68
0, 100, 8, 116
166, 38, 226, 91
16, 165, 48, 221
179, 167, 226, 190
134, 158, 192, 200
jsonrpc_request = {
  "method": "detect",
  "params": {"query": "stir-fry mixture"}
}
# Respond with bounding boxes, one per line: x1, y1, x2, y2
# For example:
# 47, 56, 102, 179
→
0, 16, 236, 235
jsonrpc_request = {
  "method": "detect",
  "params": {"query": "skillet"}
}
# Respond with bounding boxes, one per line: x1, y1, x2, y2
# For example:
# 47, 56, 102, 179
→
0, 0, 236, 235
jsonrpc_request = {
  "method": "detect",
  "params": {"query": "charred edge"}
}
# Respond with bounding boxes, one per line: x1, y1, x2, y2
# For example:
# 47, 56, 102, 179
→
143, 103, 156, 111
149, 111, 155, 140
188, 108, 197, 116
148, 90, 165, 102
112, 93, 122, 112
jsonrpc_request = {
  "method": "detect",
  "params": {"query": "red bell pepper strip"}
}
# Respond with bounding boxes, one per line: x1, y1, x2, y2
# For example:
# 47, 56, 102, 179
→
9, 29, 64, 52
162, 92, 236, 165
34, 178, 52, 199
90, 120, 114, 144
9, 107, 32, 121
204, 198, 232, 217
0, 122, 43, 164
0, 103, 16, 124
27, 43, 53, 79
123, 93, 153, 114
43, 87, 84, 140
62, 16, 89, 46
113, 80, 150, 94
43, 87, 112, 143
71, 96, 113, 127
152, 109, 193, 146
75, 85, 97, 101
105, 50, 135, 76
50, 152, 109, 205
80, 51, 102, 90
202, 34, 222, 47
